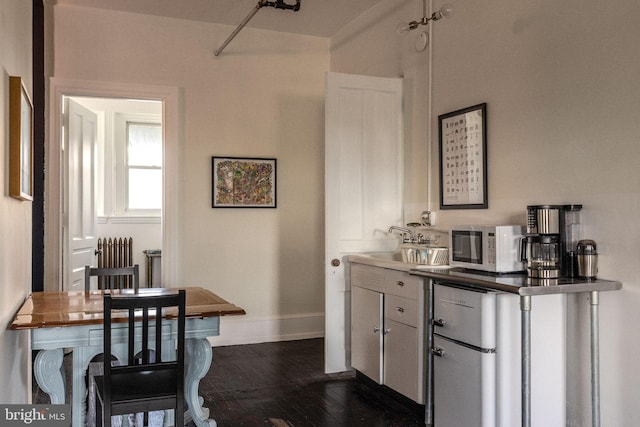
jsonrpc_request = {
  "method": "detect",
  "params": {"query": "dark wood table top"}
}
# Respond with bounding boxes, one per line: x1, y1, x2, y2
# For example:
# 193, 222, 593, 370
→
10, 287, 246, 330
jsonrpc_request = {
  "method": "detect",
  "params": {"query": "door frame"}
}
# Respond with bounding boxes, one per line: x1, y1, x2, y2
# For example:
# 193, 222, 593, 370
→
45, 78, 181, 291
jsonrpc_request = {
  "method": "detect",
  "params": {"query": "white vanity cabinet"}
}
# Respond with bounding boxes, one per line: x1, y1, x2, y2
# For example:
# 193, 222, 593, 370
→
350, 262, 426, 403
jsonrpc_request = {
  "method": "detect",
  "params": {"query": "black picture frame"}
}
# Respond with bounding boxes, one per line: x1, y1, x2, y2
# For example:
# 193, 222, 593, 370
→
212, 156, 277, 208
438, 103, 488, 210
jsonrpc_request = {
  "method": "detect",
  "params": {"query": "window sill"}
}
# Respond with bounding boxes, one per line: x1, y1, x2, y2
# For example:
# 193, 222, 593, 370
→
98, 216, 161, 225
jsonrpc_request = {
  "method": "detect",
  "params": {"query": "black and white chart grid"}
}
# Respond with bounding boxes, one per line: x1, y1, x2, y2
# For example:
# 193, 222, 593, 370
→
439, 103, 487, 209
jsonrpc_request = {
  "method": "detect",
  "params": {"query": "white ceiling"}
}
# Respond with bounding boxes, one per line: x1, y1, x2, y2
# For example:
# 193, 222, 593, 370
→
54, 0, 389, 37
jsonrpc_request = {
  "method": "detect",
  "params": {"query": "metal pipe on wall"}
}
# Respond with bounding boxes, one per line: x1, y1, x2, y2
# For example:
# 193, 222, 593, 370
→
214, 1, 264, 57
214, 0, 301, 57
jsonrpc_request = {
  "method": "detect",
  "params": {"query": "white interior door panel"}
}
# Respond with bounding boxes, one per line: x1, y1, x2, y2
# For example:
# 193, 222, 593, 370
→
325, 72, 403, 373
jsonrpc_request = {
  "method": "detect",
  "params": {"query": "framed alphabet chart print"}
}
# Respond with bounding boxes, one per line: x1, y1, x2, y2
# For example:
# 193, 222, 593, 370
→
438, 103, 488, 209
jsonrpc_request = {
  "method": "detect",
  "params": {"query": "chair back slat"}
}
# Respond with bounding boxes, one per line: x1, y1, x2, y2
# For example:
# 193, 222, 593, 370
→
141, 307, 149, 364
85, 265, 140, 291
155, 313, 163, 362
127, 309, 136, 366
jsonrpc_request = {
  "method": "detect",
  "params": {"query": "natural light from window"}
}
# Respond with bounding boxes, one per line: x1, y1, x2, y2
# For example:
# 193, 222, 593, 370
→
127, 123, 162, 210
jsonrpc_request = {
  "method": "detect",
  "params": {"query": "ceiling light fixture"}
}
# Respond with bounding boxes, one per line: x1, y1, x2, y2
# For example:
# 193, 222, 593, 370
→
397, 1, 454, 34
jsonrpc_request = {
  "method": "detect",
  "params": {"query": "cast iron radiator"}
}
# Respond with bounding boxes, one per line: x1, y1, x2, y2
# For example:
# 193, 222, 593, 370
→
96, 237, 134, 288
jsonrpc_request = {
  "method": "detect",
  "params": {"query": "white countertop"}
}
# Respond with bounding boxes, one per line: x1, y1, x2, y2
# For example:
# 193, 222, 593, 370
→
348, 253, 455, 273
347, 253, 622, 295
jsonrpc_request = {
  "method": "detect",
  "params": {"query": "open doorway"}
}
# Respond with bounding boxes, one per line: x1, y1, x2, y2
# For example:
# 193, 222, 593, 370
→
45, 79, 180, 292
63, 96, 163, 291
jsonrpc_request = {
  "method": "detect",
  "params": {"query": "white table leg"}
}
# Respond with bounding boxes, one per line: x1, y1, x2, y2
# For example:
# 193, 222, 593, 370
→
34, 349, 66, 404
185, 338, 217, 427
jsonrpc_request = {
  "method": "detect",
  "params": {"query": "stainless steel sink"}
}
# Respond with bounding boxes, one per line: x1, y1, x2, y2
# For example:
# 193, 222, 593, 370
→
363, 247, 449, 266
364, 252, 404, 262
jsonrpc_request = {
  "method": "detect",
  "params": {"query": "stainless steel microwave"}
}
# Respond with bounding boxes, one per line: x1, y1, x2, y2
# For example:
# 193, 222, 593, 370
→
449, 225, 525, 273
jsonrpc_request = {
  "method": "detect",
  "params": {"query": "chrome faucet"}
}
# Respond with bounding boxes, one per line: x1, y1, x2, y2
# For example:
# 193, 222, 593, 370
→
389, 225, 431, 244
388, 226, 416, 243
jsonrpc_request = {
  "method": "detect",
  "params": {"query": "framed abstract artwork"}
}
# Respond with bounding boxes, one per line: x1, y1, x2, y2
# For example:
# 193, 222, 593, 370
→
9, 76, 34, 201
212, 156, 277, 208
438, 103, 488, 209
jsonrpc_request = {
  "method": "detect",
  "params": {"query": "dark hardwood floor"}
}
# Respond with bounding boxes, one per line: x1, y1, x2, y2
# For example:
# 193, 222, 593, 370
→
34, 338, 425, 427
199, 338, 424, 427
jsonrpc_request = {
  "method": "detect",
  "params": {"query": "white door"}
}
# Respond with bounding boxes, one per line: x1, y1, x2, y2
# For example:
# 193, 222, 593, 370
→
325, 72, 403, 373
63, 98, 98, 291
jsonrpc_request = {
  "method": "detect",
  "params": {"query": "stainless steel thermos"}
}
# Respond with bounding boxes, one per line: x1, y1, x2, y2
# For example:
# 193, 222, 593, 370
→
577, 239, 598, 279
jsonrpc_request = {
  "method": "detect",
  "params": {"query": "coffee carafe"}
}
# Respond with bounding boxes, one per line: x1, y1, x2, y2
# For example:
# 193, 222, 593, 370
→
523, 204, 582, 285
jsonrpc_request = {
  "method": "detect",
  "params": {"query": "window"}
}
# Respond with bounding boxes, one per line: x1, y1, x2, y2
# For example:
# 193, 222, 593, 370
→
112, 111, 162, 219
126, 123, 162, 210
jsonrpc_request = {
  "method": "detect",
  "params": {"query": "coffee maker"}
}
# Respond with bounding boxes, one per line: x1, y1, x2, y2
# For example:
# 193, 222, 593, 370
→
523, 204, 582, 285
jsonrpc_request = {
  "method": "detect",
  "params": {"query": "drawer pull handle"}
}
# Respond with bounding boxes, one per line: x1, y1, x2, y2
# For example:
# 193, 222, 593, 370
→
373, 326, 381, 334
396, 307, 405, 313
432, 318, 446, 327
432, 347, 445, 358
397, 281, 404, 287
383, 328, 390, 335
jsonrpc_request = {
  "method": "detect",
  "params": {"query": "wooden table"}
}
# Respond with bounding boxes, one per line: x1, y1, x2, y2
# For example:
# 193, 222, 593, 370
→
10, 287, 245, 427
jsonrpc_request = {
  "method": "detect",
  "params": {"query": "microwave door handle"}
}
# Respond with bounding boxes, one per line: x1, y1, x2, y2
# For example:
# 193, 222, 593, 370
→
520, 236, 527, 262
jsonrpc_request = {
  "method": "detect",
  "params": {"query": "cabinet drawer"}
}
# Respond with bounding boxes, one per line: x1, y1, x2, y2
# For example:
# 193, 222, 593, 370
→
433, 283, 496, 349
383, 269, 420, 299
385, 294, 418, 327
351, 263, 384, 292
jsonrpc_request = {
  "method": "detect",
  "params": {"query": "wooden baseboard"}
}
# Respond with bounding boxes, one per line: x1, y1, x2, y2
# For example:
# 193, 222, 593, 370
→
208, 312, 325, 346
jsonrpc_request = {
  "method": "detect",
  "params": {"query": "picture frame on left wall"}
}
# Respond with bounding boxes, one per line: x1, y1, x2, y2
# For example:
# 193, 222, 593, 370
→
9, 76, 34, 201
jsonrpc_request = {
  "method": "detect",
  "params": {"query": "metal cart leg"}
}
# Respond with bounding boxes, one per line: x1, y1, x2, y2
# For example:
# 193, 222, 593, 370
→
590, 291, 600, 427
425, 279, 434, 426
521, 295, 531, 427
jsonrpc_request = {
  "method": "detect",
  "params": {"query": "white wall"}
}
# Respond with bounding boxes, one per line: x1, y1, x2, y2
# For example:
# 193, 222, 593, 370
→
332, 0, 640, 425
52, 5, 329, 344
0, 0, 33, 403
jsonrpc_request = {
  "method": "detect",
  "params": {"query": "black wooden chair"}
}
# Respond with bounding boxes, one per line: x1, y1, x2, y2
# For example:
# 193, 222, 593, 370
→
85, 265, 140, 291
94, 290, 186, 427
